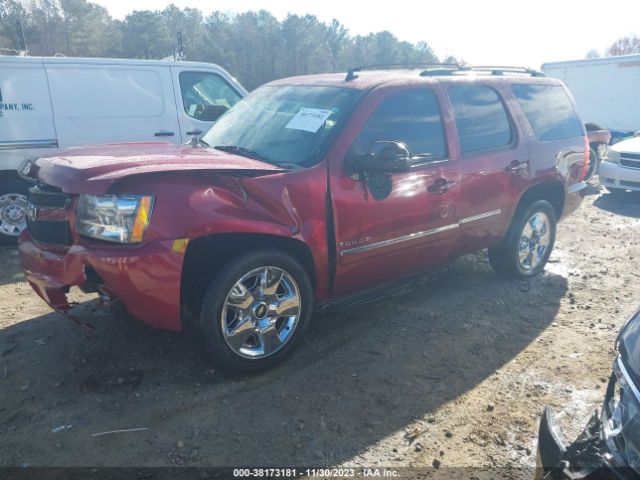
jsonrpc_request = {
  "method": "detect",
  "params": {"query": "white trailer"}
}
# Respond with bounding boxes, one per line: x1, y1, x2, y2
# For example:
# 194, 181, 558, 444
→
541, 54, 640, 131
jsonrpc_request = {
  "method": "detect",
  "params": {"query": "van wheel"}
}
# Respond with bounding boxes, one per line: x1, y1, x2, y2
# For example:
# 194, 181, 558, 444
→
194, 250, 313, 375
0, 179, 30, 245
489, 200, 557, 278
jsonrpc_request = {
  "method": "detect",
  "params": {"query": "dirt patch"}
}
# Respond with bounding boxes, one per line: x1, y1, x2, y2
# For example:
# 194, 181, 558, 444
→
0, 188, 639, 477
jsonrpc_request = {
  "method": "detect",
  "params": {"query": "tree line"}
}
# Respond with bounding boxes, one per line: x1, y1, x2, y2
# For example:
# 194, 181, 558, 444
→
586, 35, 640, 59
0, 0, 445, 89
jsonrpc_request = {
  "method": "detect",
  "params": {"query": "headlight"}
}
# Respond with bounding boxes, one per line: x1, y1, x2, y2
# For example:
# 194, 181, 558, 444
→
76, 194, 154, 243
603, 149, 620, 164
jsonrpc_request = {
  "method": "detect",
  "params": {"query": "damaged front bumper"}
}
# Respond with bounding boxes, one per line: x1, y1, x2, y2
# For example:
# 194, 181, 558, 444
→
18, 231, 185, 331
537, 366, 640, 480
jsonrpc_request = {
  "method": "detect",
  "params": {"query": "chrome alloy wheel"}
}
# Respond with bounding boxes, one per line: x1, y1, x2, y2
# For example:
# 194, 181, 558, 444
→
518, 211, 551, 270
0, 193, 29, 237
221, 266, 302, 359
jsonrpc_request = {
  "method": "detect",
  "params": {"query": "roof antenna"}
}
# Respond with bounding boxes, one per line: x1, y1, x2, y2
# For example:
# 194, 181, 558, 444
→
16, 20, 28, 55
175, 31, 185, 61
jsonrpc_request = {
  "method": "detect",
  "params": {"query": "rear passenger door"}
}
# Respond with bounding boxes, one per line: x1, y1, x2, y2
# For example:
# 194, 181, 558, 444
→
447, 83, 529, 249
171, 68, 244, 143
46, 63, 180, 146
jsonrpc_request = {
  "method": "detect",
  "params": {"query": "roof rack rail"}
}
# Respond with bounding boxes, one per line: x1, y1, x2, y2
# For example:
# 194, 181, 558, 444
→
467, 65, 545, 77
344, 64, 544, 81
345, 63, 462, 81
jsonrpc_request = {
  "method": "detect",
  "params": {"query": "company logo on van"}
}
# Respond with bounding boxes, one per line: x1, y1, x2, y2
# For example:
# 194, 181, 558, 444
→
0, 89, 35, 118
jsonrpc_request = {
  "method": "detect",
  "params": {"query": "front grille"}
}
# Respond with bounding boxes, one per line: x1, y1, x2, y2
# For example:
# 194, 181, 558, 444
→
621, 180, 640, 188
28, 188, 71, 209
26, 219, 72, 245
27, 186, 73, 245
621, 152, 640, 169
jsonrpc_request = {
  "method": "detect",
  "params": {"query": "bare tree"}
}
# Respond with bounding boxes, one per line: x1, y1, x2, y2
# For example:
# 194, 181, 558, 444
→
606, 35, 640, 56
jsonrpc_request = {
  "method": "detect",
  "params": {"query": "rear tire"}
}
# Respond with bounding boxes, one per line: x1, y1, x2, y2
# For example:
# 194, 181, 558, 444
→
489, 200, 557, 278
0, 178, 30, 245
193, 250, 313, 375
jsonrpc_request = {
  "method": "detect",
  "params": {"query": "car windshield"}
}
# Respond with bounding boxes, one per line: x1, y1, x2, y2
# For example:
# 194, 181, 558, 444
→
201, 85, 360, 167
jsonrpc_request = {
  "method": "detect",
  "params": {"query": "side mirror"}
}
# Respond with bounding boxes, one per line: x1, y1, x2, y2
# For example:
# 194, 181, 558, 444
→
349, 140, 412, 174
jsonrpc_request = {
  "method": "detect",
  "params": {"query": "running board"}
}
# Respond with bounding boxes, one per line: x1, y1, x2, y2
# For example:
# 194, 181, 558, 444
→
314, 274, 424, 314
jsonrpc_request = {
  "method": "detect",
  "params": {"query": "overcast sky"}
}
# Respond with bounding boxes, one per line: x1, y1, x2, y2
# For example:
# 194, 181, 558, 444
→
93, 0, 640, 69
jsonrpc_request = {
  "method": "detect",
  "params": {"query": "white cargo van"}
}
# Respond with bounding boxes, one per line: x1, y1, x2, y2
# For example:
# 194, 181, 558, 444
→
0, 56, 248, 243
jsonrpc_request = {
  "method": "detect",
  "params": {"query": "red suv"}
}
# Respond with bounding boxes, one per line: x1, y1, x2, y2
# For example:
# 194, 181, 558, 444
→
18, 65, 589, 374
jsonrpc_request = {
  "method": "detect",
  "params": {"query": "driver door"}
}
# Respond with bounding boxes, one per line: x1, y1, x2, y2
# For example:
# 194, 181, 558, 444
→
329, 88, 461, 297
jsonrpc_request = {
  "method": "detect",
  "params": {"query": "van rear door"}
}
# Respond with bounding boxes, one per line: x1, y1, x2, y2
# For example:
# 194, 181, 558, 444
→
0, 57, 58, 166
171, 67, 245, 143
45, 61, 180, 147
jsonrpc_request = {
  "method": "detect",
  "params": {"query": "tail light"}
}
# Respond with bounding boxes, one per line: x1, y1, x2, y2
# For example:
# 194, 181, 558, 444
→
581, 136, 590, 181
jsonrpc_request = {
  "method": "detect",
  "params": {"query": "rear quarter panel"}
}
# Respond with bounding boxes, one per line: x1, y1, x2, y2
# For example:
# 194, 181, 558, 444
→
503, 79, 587, 219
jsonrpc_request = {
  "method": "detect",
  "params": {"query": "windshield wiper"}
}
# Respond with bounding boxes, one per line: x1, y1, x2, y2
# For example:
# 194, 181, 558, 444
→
214, 145, 271, 161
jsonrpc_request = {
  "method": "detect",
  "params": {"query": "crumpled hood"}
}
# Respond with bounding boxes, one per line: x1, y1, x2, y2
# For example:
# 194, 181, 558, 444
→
29, 142, 284, 194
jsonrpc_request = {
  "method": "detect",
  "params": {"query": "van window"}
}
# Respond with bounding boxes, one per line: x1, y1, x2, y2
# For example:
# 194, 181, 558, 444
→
448, 85, 513, 154
179, 71, 242, 122
47, 67, 165, 118
512, 84, 583, 141
351, 89, 447, 160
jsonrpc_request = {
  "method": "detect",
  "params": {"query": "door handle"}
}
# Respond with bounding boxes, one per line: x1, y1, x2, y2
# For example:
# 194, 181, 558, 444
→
154, 131, 175, 137
506, 159, 528, 174
427, 178, 456, 194
186, 130, 203, 136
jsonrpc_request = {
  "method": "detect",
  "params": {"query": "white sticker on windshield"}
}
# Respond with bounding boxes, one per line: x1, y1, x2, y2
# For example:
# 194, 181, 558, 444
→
285, 108, 333, 133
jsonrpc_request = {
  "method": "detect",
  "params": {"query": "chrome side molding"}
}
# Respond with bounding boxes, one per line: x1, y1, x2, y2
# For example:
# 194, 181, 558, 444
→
0, 139, 59, 151
340, 209, 502, 256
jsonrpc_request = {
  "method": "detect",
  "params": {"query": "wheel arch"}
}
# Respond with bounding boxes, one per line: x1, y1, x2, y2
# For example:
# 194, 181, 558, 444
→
514, 180, 565, 222
180, 233, 317, 329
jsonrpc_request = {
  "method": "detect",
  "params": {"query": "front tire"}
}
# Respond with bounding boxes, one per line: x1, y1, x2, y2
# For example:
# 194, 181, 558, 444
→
0, 179, 30, 245
194, 250, 313, 375
489, 200, 557, 278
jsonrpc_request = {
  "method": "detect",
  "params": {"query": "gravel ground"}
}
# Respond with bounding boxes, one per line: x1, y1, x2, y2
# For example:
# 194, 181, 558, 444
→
0, 186, 639, 479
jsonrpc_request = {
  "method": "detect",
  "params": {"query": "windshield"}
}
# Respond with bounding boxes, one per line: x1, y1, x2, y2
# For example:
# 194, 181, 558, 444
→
201, 85, 360, 167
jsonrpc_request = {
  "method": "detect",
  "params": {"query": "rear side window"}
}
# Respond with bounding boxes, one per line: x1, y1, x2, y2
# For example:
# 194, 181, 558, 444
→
351, 89, 447, 160
448, 85, 513, 154
512, 84, 583, 141
179, 71, 242, 122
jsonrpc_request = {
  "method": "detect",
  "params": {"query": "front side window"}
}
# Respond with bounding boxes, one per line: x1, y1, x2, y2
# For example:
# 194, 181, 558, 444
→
448, 84, 513, 154
351, 89, 447, 161
179, 71, 242, 122
512, 84, 583, 141
201, 85, 360, 167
